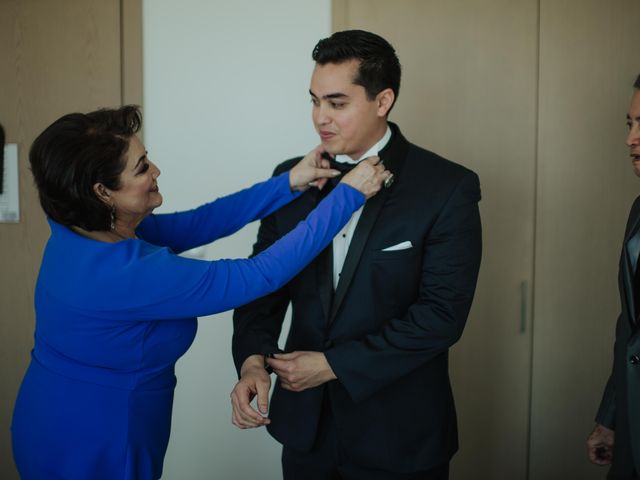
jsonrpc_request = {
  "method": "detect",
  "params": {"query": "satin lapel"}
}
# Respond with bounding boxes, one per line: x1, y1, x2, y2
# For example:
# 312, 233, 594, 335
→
329, 123, 409, 321
316, 182, 336, 321
624, 214, 640, 324
330, 188, 388, 320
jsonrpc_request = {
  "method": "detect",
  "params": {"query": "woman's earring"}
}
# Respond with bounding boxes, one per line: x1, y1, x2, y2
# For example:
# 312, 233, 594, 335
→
110, 207, 116, 230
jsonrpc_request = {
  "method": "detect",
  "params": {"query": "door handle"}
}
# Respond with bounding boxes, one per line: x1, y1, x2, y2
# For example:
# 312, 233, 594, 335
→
520, 280, 527, 334
0, 123, 5, 194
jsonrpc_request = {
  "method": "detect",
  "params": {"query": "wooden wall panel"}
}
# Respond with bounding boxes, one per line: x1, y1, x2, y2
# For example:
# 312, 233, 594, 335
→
121, 0, 143, 108
530, 1, 640, 479
0, 1, 141, 476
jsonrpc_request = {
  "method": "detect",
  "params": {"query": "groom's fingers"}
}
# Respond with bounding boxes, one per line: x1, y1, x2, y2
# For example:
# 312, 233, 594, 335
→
256, 379, 270, 415
231, 382, 267, 428
237, 391, 263, 427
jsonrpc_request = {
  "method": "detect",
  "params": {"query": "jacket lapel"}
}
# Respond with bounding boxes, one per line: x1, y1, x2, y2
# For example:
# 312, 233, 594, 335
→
330, 189, 387, 320
315, 183, 335, 322
329, 123, 409, 321
624, 214, 640, 324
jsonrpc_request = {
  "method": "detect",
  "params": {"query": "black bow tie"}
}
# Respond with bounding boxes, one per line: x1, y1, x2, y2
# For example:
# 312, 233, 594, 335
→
328, 158, 357, 174
326, 156, 395, 189
327, 158, 356, 186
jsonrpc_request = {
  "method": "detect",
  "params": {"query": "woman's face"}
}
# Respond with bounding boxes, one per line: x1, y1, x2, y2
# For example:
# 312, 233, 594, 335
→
108, 135, 162, 224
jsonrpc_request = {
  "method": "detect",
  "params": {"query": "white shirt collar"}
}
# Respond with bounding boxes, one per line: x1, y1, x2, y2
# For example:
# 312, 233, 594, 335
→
335, 125, 392, 165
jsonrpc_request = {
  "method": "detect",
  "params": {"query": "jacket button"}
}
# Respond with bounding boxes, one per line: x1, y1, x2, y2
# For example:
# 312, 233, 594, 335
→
324, 340, 334, 349
631, 355, 640, 365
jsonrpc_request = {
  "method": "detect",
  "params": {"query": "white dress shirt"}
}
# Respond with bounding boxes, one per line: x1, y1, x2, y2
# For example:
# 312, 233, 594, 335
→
332, 126, 392, 289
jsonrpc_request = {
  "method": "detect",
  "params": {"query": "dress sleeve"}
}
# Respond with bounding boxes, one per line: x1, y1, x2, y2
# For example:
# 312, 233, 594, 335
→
87, 184, 364, 320
135, 172, 300, 253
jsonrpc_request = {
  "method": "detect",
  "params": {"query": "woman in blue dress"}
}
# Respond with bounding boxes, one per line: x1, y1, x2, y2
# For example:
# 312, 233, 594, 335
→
11, 105, 390, 479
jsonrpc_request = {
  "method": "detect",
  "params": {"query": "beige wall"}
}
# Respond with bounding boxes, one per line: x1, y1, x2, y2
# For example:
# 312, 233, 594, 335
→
0, 1, 141, 477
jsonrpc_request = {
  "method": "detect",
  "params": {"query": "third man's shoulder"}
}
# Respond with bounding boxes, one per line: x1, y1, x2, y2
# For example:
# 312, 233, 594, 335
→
627, 196, 640, 226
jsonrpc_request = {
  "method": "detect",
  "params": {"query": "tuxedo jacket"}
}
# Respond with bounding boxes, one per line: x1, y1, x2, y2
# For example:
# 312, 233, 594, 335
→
597, 195, 640, 478
233, 123, 482, 473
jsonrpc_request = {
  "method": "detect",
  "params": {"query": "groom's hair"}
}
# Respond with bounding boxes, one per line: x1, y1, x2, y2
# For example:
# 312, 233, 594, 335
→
312, 30, 401, 112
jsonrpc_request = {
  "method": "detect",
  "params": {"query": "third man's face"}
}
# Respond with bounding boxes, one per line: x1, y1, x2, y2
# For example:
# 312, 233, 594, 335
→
310, 59, 390, 160
628, 90, 640, 177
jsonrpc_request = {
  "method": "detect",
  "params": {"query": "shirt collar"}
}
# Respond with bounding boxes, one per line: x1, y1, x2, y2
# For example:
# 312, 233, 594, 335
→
335, 125, 392, 165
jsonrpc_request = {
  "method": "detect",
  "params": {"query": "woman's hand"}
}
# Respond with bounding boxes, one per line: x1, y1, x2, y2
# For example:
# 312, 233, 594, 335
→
289, 146, 341, 192
341, 156, 392, 199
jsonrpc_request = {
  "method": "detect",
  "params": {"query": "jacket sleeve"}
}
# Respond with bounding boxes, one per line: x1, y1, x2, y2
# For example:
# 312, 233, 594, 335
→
325, 171, 482, 403
596, 307, 627, 430
135, 172, 299, 253
594, 197, 640, 428
231, 204, 292, 373
596, 373, 616, 429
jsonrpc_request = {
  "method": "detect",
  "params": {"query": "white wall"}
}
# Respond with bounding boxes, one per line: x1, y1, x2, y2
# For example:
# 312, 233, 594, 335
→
143, 1, 331, 478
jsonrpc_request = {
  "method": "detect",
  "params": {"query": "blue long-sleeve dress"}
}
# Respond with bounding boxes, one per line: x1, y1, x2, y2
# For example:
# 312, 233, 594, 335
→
11, 172, 364, 480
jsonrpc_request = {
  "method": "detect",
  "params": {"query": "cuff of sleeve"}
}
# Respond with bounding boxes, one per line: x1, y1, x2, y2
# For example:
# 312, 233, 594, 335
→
277, 171, 303, 198
595, 410, 616, 430
263, 349, 284, 374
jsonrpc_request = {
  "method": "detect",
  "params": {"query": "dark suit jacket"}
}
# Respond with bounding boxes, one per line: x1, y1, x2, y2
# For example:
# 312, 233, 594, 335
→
597, 195, 640, 478
233, 123, 482, 473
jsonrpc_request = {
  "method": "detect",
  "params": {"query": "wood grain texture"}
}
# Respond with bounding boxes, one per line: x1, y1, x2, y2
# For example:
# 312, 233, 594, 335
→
121, 0, 143, 109
530, 1, 640, 479
0, 0, 141, 476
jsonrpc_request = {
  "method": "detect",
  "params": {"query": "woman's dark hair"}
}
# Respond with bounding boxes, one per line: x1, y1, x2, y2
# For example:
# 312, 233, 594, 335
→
312, 30, 401, 112
635, 74, 640, 89
29, 105, 142, 231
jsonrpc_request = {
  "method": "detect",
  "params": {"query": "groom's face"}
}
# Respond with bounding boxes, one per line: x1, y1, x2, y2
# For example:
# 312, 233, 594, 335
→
627, 90, 640, 177
309, 59, 388, 161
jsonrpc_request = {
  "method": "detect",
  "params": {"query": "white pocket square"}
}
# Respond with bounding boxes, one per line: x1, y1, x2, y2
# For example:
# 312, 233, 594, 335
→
381, 241, 413, 252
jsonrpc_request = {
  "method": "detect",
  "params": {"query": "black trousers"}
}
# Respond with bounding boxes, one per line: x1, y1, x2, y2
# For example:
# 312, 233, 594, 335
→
282, 396, 449, 480
607, 469, 639, 480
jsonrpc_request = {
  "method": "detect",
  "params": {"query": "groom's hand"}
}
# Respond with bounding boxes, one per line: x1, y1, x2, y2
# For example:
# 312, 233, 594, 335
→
230, 355, 271, 429
289, 145, 340, 191
266, 351, 337, 392
587, 423, 614, 465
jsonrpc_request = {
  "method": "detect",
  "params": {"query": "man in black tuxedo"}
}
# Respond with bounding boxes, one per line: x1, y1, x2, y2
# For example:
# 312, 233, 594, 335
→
588, 74, 640, 479
231, 30, 482, 479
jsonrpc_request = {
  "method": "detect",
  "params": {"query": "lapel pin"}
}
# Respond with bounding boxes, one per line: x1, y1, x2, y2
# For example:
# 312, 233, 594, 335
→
384, 173, 395, 189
